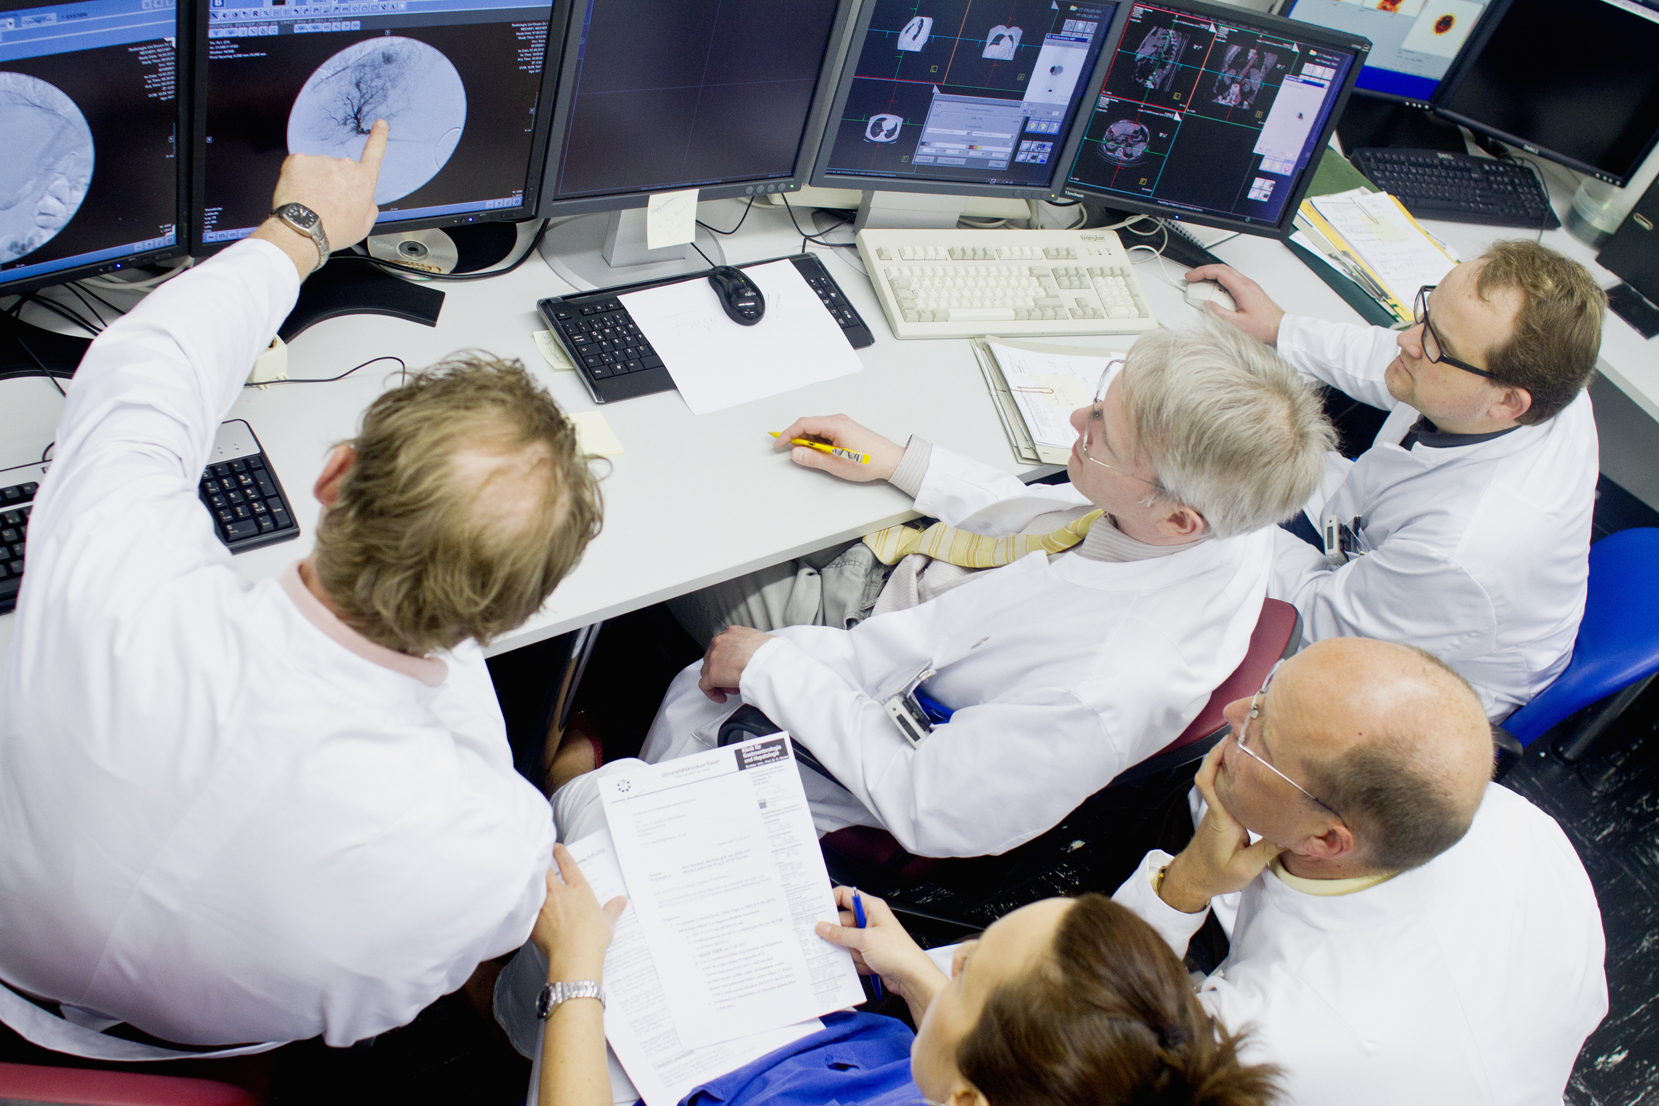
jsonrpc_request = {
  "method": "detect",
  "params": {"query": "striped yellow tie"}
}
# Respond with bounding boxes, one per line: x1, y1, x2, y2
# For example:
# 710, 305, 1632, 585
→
862, 509, 1105, 568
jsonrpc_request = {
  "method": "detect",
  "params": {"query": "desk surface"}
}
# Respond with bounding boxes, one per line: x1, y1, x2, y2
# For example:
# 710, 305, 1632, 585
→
2, 190, 1653, 666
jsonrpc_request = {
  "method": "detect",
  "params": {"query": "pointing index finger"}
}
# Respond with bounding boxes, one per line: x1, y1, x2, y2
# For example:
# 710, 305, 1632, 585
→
359, 119, 389, 171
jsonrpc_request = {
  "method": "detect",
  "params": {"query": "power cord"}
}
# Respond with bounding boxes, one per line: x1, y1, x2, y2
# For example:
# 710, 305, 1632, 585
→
246, 354, 407, 388
696, 195, 757, 236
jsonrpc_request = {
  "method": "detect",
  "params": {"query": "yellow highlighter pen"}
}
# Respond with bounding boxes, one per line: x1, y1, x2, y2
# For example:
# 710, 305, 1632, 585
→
769, 431, 871, 464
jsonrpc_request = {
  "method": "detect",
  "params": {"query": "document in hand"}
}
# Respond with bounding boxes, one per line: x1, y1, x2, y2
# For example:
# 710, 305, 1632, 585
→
619, 259, 862, 415
597, 735, 866, 1052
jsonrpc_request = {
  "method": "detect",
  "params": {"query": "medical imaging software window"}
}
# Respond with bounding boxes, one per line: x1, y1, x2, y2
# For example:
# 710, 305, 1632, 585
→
1066, 2, 1351, 227
200, 0, 553, 242
825, 0, 1114, 186
0, 0, 179, 285
1284, 0, 1490, 103
546, 0, 842, 200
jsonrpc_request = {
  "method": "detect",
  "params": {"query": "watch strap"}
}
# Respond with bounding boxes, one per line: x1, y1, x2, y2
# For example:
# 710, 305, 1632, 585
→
536, 979, 605, 1018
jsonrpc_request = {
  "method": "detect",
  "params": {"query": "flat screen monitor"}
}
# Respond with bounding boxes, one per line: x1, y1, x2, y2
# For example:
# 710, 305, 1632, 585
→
1432, 0, 1659, 186
811, 0, 1122, 200
1056, 0, 1366, 237
536, 0, 857, 216
192, 0, 563, 252
0, 0, 186, 295
1280, 0, 1492, 107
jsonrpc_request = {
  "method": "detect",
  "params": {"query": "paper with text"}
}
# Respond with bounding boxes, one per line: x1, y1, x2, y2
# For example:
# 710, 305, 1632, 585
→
988, 341, 1124, 450
598, 735, 865, 1049
619, 260, 862, 415
645, 189, 698, 250
1308, 189, 1459, 310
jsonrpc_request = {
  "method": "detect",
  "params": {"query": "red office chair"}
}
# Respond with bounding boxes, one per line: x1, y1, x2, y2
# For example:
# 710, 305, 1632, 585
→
0, 1062, 256, 1106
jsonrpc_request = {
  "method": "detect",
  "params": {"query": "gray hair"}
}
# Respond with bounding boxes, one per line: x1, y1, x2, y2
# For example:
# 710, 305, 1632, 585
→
1121, 316, 1334, 538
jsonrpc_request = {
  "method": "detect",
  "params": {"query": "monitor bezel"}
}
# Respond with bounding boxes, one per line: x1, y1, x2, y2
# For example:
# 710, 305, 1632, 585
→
0, 0, 192, 298
189, 0, 569, 257
1278, 0, 1494, 109
1429, 0, 1659, 187
806, 0, 1130, 202
534, 0, 861, 218
1054, 0, 1369, 239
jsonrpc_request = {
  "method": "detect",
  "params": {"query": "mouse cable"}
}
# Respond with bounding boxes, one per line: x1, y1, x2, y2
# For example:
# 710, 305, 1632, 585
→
244, 354, 407, 388
779, 194, 857, 253
688, 239, 717, 269
334, 220, 551, 282
697, 196, 756, 236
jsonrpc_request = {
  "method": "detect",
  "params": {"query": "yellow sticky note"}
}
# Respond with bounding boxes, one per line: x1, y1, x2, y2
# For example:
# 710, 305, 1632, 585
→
1034, 373, 1092, 411
533, 329, 575, 372
573, 411, 623, 457
645, 188, 699, 250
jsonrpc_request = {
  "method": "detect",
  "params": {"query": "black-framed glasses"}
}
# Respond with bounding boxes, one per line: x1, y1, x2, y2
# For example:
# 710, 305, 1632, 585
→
1233, 660, 1343, 821
1412, 286, 1498, 381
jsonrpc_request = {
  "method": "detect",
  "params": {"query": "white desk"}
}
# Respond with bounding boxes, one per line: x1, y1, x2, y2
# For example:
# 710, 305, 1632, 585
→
1, 194, 1653, 667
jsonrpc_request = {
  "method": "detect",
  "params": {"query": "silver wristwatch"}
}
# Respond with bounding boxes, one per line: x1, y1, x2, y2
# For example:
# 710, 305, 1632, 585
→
536, 979, 605, 1019
270, 202, 330, 273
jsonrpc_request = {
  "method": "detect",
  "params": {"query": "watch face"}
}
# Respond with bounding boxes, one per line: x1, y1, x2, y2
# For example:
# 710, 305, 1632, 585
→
283, 204, 318, 229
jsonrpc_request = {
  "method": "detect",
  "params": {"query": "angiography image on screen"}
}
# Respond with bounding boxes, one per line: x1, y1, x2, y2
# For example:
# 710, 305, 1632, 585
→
0, 73, 94, 264
287, 36, 467, 204
1065, 2, 1353, 229
822, 0, 1117, 188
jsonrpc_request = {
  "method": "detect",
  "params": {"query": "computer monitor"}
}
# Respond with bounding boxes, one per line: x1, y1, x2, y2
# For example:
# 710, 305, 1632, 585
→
532, 0, 857, 286
1055, 0, 1367, 238
810, 0, 1124, 227
1279, 0, 1492, 108
1432, 0, 1659, 187
0, 0, 187, 299
191, 0, 564, 254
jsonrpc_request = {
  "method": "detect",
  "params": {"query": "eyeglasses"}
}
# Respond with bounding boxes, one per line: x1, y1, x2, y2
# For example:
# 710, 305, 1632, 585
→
1412, 286, 1497, 381
1232, 660, 1343, 820
1079, 360, 1161, 489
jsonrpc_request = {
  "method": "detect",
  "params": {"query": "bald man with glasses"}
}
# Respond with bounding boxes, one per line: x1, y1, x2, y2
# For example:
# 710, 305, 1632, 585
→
1115, 636, 1606, 1105
1189, 241, 1607, 722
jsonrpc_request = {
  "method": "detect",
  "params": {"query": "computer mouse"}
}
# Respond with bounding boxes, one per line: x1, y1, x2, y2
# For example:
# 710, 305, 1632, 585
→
709, 266, 765, 326
1184, 278, 1238, 313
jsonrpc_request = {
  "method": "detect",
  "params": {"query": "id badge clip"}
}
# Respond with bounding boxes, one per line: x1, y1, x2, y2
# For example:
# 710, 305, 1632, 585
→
1322, 514, 1366, 566
882, 665, 944, 747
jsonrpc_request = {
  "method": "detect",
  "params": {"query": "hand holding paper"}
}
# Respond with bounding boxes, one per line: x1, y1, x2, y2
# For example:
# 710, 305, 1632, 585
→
533, 843, 627, 982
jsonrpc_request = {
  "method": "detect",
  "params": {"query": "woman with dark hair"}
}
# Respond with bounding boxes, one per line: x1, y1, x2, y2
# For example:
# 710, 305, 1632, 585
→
517, 848, 1278, 1106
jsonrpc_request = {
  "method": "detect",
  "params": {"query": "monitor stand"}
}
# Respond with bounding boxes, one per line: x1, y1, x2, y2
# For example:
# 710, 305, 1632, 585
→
538, 209, 725, 292
855, 191, 969, 231
278, 258, 445, 343
0, 314, 90, 382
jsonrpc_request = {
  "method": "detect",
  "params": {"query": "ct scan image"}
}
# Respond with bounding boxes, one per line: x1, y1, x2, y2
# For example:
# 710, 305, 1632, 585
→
0, 72, 94, 264
287, 36, 468, 204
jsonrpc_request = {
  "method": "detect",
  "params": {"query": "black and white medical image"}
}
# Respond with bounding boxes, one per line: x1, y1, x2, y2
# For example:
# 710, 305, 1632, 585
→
0, 73, 94, 264
898, 15, 932, 51
1096, 119, 1151, 165
287, 37, 467, 204
1101, 8, 1215, 111
1210, 46, 1277, 110
865, 113, 904, 142
1131, 27, 1185, 92
982, 24, 1021, 59
1071, 97, 1177, 191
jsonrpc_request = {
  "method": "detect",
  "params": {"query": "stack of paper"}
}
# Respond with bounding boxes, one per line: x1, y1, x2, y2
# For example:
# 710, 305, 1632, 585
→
972, 339, 1126, 465
1293, 188, 1460, 325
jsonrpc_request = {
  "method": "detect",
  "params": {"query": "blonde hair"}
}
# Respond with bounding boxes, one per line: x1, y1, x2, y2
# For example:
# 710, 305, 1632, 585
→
312, 354, 602, 655
1121, 317, 1334, 538
1475, 240, 1605, 424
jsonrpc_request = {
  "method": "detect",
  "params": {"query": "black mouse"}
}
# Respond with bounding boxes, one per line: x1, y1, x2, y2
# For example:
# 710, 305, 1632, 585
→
708, 266, 765, 326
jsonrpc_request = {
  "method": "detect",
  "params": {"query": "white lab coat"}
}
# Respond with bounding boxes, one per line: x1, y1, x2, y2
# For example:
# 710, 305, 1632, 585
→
1115, 784, 1607, 1105
640, 445, 1274, 858
0, 240, 553, 1057
1272, 316, 1598, 720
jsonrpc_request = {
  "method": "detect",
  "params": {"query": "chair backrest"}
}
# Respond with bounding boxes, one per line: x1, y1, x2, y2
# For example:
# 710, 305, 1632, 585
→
1504, 528, 1659, 744
0, 1062, 256, 1106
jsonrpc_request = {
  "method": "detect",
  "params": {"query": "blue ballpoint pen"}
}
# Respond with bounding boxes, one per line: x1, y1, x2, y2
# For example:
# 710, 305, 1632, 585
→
852, 890, 885, 1000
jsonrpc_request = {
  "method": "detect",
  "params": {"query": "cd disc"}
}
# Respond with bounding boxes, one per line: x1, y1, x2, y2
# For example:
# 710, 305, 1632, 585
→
367, 227, 458, 274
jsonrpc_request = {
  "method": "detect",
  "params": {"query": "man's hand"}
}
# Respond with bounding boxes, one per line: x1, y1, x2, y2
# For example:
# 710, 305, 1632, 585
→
698, 626, 773, 703
253, 119, 388, 277
774, 415, 905, 483
1185, 264, 1286, 347
1157, 743, 1282, 913
532, 843, 627, 983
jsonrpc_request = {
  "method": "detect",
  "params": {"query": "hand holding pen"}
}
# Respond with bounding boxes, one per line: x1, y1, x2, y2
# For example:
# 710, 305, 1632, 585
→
769, 415, 905, 483
816, 885, 950, 1023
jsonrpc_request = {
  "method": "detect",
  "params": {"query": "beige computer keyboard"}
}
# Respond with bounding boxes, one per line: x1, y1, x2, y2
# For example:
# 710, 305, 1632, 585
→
855, 228, 1159, 340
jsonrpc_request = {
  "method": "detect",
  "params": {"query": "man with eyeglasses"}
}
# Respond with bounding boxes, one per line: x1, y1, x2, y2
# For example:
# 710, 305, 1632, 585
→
546, 320, 1334, 860
1115, 636, 1606, 1104
1188, 241, 1605, 722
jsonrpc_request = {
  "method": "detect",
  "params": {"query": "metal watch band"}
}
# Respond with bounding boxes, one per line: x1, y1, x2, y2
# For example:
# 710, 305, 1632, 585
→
270, 203, 330, 273
536, 979, 605, 1019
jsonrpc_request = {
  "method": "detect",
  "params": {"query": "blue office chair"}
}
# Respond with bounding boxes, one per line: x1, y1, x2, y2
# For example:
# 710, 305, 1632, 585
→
1500, 528, 1659, 762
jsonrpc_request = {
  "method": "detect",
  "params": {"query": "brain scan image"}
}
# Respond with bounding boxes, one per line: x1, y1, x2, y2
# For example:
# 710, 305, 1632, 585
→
898, 16, 932, 51
1132, 27, 1186, 92
1096, 119, 1151, 165
0, 73, 94, 265
864, 113, 903, 142
288, 37, 467, 204
982, 25, 1021, 60
1210, 46, 1277, 110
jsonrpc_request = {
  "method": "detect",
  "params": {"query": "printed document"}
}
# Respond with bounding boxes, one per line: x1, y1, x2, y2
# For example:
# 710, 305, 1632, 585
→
1307, 189, 1459, 309
987, 341, 1124, 450
619, 260, 862, 415
597, 735, 866, 1049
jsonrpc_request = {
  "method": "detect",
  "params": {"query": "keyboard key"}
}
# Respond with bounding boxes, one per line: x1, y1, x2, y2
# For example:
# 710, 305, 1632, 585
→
258, 516, 276, 533
1, 488, 19, 503
225, 519, 259, 541
0, 577, 18, 603
270, 506, 293, 529
254, 472, 279, 499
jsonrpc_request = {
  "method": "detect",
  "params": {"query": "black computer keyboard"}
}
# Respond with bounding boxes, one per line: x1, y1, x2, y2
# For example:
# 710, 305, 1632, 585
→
540, 253, 875, 405
1350, 148, 1560, 230
0, 420, 298, 616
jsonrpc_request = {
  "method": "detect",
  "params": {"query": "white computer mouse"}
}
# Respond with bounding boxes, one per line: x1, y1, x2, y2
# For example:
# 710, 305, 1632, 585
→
1184, 279, 1238, 313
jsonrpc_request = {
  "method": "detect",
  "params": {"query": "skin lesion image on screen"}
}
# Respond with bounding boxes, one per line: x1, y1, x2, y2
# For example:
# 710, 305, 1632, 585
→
0, 73, 94, 264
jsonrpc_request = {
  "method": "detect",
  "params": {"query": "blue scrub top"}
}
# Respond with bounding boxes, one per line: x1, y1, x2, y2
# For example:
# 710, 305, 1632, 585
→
682, 1011, 922, 1106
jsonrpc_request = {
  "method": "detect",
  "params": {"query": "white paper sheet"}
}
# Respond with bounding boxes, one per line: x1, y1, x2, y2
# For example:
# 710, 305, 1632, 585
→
597, 735, 865, 1050
619, 260, 862, 415
988, 341, 1125, 450
1308, 190, 1459, 308
552, 830, 823, 1106
645, 188, 698, 250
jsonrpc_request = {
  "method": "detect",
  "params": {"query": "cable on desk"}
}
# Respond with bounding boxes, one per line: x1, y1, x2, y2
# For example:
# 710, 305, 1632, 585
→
689, 239, 717, 269
63, 283, 111, 330
8, 293, 101, 337
334, 220, 552, 282
779, 194, 857, 255
245, 354, 408, 388
696, 196, 757, 236
72, 283, 125, 321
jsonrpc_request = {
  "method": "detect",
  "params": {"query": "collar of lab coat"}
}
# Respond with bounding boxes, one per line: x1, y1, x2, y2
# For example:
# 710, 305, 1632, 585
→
1046, 526, 1268, 592
278, 562, 449, 687
1377, 396, 1575, 469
